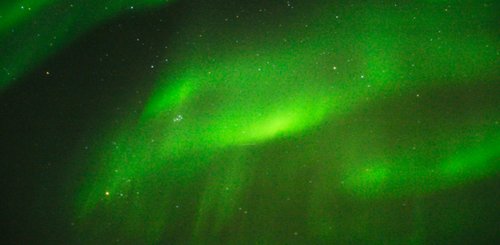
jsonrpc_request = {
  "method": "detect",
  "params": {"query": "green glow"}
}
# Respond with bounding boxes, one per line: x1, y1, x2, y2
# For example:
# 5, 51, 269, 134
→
343, 133, 499, 198
64, 1, 500, 243
0, 1, 55, 32
0, 0, 173, 90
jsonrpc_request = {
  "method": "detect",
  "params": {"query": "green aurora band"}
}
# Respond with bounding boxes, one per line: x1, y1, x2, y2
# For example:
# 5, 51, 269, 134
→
2, 0, 498, 243
74, 1, 499, 243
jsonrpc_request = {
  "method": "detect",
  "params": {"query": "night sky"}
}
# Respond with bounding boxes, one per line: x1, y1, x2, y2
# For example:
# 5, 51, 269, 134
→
1, 0, 499, 244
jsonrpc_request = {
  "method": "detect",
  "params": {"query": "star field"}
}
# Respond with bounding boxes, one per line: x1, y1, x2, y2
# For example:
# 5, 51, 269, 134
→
1, 0, 499, 244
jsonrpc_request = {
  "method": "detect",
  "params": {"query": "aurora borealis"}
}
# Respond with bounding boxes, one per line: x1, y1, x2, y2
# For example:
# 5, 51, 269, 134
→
0, 0, 174, 90
1, 0, 499, 244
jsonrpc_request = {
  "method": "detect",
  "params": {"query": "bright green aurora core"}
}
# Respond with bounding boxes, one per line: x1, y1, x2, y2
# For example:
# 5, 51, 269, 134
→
1, 0, 499, 244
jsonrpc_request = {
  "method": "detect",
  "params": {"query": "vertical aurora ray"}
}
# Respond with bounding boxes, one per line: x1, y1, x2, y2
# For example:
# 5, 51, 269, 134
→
68, 1, 500, 243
